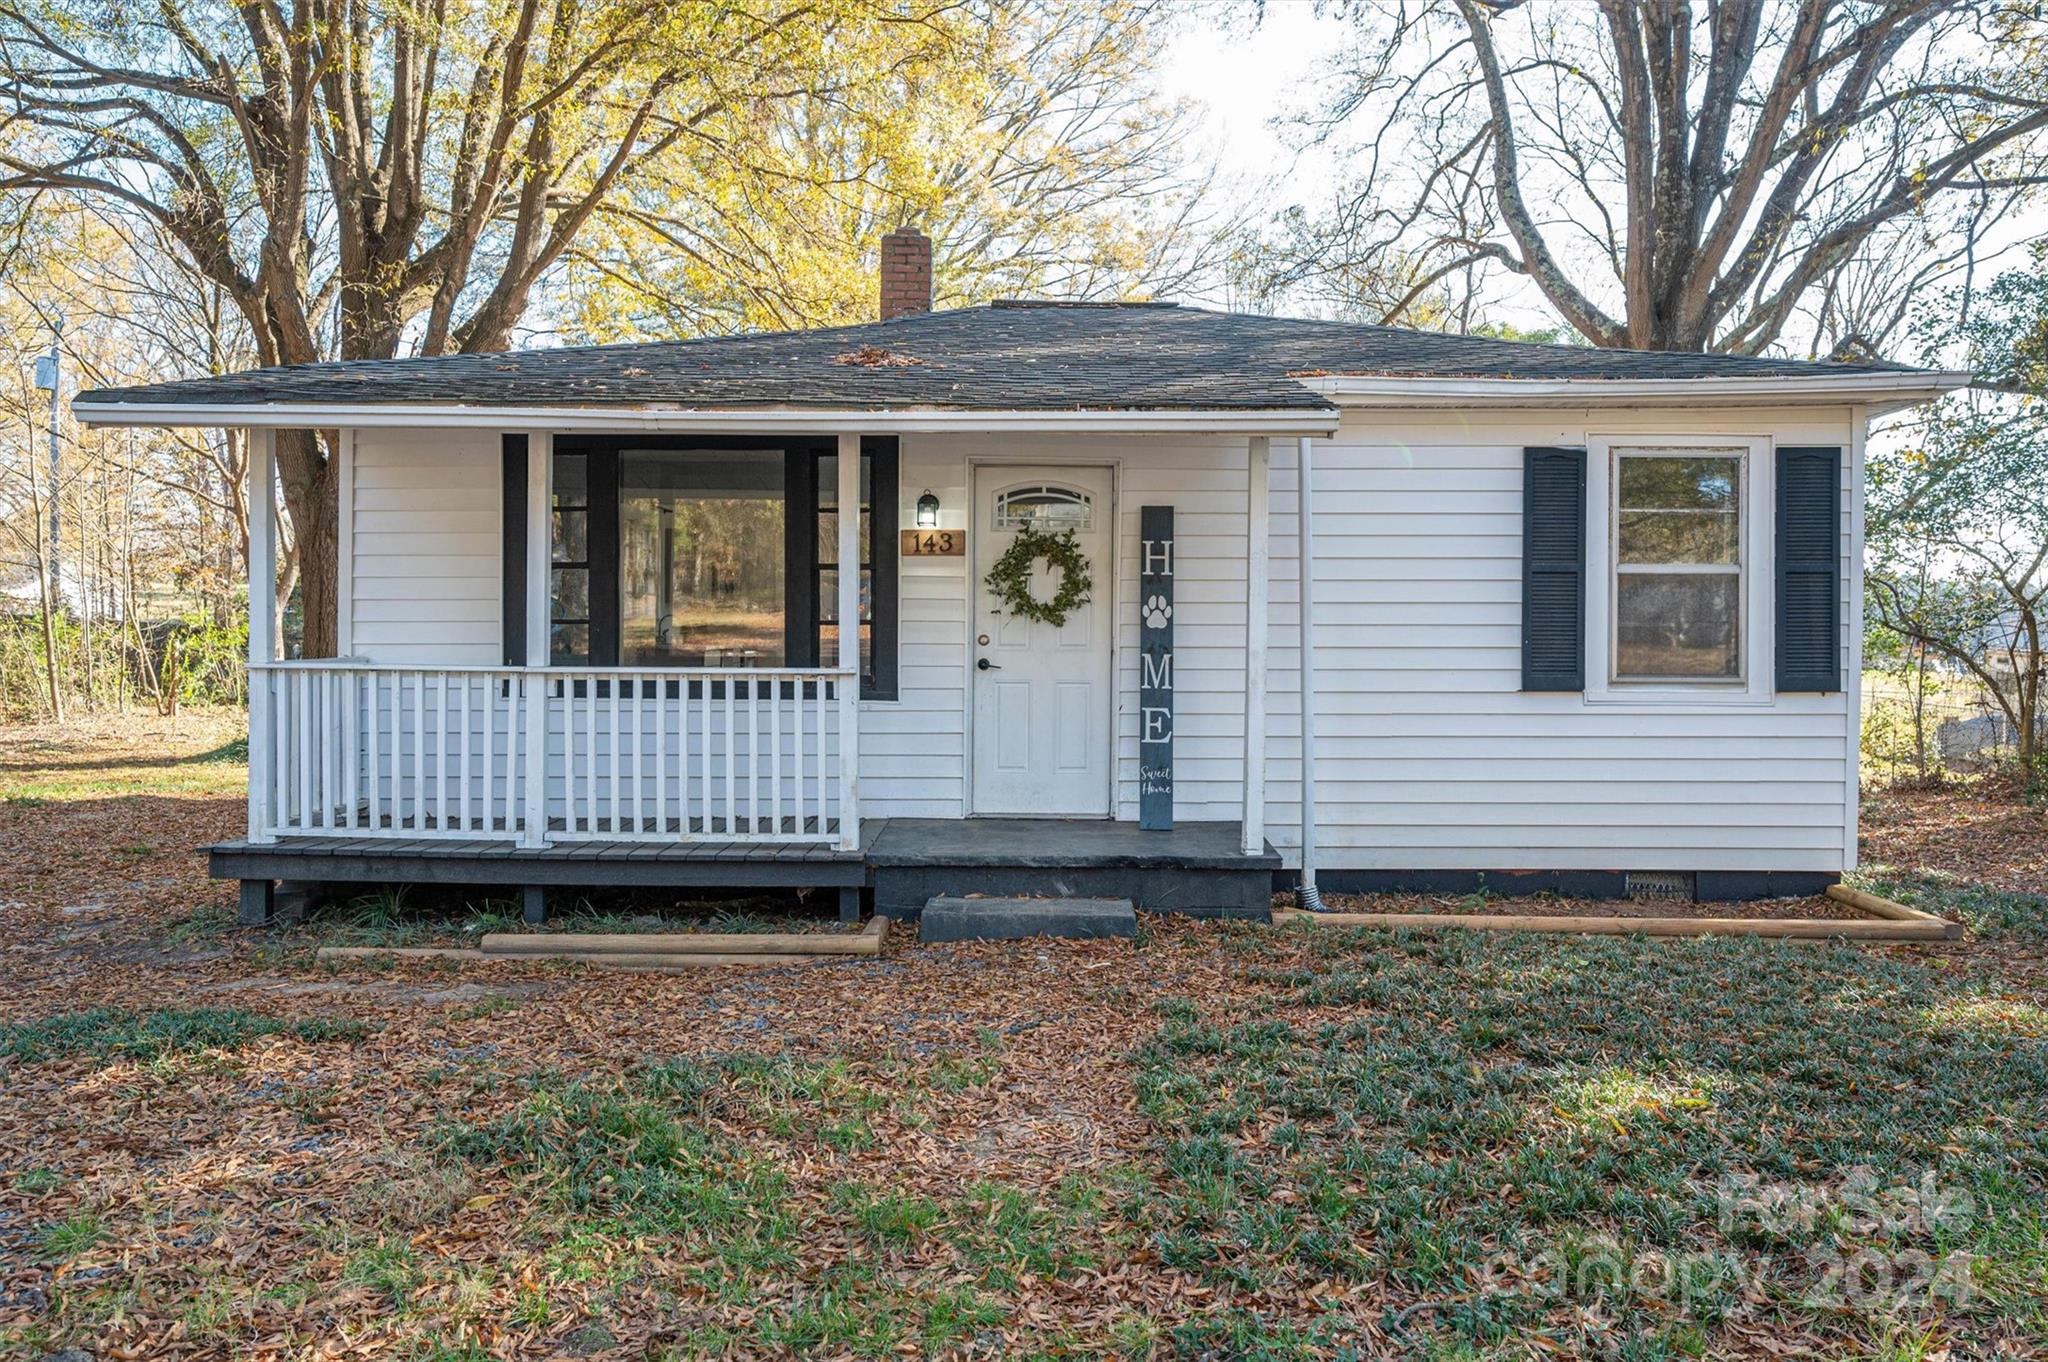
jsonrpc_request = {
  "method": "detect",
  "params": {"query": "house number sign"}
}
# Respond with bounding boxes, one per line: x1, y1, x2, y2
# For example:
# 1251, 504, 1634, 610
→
1139, 504, 1174, 830
900, 529, 965, 556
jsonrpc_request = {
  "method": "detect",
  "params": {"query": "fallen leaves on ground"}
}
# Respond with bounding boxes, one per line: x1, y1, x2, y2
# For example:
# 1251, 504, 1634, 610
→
0, 716, 2043, 1359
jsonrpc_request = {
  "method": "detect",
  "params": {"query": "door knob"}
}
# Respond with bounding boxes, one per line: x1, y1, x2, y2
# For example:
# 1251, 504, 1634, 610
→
977, 658, 1001, 671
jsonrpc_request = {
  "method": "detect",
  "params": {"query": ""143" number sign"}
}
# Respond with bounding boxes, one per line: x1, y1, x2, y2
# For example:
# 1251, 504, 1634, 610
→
900, 529, 965, 556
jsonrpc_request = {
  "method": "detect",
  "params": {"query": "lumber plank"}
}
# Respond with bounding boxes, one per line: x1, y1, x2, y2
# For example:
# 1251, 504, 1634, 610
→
1270, 908, 1952, 941
1825, 883, 1963, 936
479, 931, 877, 957
314, 944, 864, 969
315, 946, 488, 962
587, 953, 825, 970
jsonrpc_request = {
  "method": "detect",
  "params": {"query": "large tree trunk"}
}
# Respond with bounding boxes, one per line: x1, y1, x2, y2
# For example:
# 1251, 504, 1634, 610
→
274, 429, 339, 658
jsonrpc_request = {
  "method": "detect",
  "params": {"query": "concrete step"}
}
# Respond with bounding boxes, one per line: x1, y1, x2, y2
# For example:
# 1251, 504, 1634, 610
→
920, 895, 1137, 944
876, 863, 1271, 919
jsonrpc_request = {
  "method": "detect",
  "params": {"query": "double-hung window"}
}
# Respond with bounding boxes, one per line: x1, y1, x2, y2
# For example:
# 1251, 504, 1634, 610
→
1611, 446, 1744, 682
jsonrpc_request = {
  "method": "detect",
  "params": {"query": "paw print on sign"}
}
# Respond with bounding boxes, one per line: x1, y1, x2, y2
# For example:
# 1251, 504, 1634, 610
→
1143, 595, 1173, 629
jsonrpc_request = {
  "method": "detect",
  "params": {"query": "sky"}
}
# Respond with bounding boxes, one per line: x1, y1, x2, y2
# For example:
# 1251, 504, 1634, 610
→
1156, 1, 1556, 330
1155, 0, 2048, 347
1157, 1, 1347, 189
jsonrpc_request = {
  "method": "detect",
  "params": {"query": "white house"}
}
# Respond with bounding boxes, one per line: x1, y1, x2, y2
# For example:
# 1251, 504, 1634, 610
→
76, 230, 1966, 924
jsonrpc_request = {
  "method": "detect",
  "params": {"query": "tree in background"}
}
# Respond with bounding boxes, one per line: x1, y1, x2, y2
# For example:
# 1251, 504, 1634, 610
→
1868, 249, 2048, 798
0, 201, 258, 718
563, 0, 1230, 338
0, 0, 1212, 654
1263, 0, 2048, 353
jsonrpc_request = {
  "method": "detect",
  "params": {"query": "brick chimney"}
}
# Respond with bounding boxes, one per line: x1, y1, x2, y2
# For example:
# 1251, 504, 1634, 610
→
879, 225, 932, 320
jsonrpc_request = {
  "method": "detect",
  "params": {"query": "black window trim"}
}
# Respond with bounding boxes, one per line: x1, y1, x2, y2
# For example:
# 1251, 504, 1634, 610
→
505, 433, 898, 701
500, 435, 527, 666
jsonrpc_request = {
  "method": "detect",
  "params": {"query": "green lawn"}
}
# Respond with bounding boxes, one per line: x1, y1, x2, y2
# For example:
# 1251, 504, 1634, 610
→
0, 710, 246, 803
1130, 922, 2047, 1358
11, 904, 2044, 1357
1, 717, 2044, 1358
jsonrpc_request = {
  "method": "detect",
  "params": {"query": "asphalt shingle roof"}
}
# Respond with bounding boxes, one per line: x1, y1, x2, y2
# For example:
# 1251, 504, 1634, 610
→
78, 301, 1927, 413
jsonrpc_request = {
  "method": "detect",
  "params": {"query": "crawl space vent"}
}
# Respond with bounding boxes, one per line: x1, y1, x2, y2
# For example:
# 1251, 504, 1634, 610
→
1625, 871, 1695, 902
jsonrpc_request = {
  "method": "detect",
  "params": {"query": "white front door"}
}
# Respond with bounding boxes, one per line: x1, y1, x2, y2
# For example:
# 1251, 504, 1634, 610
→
970, 465, 1114, 816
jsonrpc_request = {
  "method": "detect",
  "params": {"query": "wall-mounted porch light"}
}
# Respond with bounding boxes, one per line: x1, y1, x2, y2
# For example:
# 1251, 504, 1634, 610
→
915, 488, 940, 529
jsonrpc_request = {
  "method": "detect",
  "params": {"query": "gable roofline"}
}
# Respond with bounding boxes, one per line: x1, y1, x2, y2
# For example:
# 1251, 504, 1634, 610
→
70, 401, 1344, 435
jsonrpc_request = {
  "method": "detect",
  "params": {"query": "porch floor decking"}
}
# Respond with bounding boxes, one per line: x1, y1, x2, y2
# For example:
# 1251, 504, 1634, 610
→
210, 834, 866, 889
207, 818, 1277, 901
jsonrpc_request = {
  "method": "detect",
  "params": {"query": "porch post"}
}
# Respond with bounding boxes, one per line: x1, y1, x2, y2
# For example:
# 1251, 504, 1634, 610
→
334, 428, 355, 656
520, 432, 551, 848
247, 427, 278, 843
1296, 435, 1323, 910
836, 432, 861, 851
1242, 436, 1270, 856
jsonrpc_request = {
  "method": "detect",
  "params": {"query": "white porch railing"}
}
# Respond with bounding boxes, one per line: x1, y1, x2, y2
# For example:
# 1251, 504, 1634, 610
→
249, 663, 854, 847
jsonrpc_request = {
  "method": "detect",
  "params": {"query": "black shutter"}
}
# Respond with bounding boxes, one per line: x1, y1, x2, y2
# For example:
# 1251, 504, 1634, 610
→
864, 435, 899, 701
1521, 446, 1587, 691
1775, 445, 1842, 692
501, 434, 527, 666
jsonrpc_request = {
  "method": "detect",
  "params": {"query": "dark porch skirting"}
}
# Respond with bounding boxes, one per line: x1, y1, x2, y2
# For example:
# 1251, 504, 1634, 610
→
209, 819, 1283, 926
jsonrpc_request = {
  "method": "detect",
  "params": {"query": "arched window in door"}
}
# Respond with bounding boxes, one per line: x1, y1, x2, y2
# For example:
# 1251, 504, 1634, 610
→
994, 483, 1095, 531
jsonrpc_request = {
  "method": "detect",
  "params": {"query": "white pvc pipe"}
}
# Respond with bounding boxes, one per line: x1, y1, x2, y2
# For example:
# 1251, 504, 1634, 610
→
1296, 436, 1323, 911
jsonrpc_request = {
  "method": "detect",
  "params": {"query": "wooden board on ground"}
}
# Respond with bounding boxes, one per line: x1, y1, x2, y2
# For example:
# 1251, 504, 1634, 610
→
1824, 883, 1958, 931
317, 916, 890, 971
315, 946, 489, 961
1273, 885, 1961, 942
480, 930, 877, 957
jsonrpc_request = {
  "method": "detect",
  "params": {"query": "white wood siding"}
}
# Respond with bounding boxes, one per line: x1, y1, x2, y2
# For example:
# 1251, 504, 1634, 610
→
340, 409, 1860, 872
857, 438, 970, 816
350, 428, 501, 664
1261, 406, 1858, 874
868, 433, 1257, 821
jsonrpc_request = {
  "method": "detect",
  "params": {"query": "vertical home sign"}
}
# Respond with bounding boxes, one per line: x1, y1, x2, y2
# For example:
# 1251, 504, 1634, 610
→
1139, 505, 1175, 830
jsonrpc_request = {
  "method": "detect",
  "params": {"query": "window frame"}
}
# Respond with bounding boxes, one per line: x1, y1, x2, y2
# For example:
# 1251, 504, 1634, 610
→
548, 448, 595, 666
1610, 445, 1746, 685
540, 434, 898, 700
1584, 433, 1775, 707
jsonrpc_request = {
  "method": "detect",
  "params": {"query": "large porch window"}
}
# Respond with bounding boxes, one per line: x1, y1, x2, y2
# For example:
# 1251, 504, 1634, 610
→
536, 435, 897, 697
619, 449, 787, 667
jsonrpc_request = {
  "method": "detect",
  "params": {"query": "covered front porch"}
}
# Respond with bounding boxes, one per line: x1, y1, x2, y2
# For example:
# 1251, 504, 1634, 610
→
213, 404, 1328, 923
244, 427, 877, 855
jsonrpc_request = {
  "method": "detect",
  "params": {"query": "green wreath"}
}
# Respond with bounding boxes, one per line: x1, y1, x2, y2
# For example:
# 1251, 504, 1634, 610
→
984, 524, 1094, 627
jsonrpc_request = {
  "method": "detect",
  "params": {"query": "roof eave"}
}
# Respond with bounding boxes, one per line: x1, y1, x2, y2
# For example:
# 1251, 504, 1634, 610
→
70, 401, 1343, 436
1304, 371, 1971, 416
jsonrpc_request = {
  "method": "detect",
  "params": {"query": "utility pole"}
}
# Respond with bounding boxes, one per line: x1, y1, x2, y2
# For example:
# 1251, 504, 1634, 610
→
33, 314, 62, 608
30, 318, 65, 721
